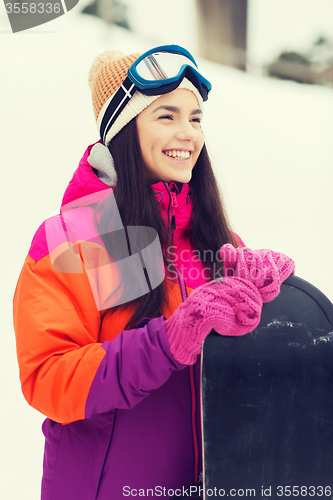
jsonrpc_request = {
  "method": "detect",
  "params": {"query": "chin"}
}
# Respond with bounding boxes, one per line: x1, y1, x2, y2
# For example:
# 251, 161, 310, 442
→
176, 173, 192, 184
168, 169, 191, 184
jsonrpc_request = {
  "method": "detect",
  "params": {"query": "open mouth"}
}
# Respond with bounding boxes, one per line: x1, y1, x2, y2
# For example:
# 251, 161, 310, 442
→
163, 150, 191, 161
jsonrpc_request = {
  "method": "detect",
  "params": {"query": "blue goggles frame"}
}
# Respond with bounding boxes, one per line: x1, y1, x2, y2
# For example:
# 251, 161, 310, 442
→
128, 44, 212, 100
100, 45, 212, 145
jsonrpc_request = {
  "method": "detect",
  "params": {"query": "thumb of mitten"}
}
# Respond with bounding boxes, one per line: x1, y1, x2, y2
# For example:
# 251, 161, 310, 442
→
220, 244, 253, 282
219, 243, 238, 276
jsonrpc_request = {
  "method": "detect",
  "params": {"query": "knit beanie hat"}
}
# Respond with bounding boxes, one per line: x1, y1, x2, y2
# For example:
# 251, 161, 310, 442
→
88, 50, 204, 146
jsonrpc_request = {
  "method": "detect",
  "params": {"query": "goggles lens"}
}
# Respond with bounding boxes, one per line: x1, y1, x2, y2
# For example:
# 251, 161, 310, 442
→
128, 45, 212, 101
135, 52, 198, 82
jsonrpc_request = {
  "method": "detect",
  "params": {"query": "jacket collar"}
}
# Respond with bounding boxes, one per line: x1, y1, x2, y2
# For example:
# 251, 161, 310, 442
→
150, 181, 191, 211
61, 142, 192, 234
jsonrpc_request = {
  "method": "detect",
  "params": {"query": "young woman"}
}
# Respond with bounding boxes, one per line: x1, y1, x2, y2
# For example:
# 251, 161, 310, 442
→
13, 45, 295, 500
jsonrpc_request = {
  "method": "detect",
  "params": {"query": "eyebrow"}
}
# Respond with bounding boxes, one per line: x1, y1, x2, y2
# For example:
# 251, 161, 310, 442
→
151, 105, 202, 115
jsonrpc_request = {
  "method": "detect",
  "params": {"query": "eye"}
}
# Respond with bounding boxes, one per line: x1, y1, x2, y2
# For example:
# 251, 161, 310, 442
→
158, 114, 173, 120
191, 117, 202, 124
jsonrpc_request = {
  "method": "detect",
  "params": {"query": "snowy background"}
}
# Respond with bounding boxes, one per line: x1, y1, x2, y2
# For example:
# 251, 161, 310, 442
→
1, 0, 333, 498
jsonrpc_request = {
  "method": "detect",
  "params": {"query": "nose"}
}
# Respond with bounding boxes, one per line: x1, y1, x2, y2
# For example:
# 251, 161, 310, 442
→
175, 119, 199, 142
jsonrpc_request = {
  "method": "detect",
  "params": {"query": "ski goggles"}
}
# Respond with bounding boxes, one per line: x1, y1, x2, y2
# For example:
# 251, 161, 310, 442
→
100, 45, 212, 144
128, 45, 212, 99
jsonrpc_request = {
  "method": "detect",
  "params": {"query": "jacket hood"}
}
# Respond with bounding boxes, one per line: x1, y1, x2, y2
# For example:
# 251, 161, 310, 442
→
61, 142, 110, 208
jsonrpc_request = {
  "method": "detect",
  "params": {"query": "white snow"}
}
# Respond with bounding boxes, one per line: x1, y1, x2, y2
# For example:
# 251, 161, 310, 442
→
1, 3, 333, 499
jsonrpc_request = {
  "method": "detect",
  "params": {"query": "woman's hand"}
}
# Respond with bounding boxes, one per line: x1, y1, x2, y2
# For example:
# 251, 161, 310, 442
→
164, 277, 263, 365
219, 244, 295, 303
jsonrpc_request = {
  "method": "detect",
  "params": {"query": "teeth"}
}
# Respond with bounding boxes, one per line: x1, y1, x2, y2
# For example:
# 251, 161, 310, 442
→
164, 150, 190, 159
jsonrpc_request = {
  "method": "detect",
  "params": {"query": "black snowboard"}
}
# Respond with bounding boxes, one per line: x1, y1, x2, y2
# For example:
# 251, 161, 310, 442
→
201, 275, 333, 500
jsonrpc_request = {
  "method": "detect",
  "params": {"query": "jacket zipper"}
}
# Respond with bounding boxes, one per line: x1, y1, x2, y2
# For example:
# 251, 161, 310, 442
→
169, 187, 178, 234
164, 182, 200, 484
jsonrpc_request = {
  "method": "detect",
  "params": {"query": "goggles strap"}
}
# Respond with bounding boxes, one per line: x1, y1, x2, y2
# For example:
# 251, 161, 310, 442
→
100, 77, 137, 145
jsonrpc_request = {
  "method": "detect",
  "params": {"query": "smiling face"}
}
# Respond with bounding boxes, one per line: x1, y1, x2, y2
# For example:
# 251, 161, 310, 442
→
136, 89, 204, 184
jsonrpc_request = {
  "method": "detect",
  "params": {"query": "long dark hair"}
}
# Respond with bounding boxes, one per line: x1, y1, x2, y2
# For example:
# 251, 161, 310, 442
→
96, 118, 236, 330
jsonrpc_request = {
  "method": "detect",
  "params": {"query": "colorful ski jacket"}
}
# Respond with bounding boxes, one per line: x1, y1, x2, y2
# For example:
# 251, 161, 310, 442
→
13, 141, 244, 500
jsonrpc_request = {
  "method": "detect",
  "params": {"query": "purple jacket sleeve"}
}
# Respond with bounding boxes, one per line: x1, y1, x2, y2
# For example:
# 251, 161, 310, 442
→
85, 316, 186, 418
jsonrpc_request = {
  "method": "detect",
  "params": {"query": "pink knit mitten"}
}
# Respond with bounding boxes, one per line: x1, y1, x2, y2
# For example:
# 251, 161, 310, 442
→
164, 276, 263, 365
219, 243, 295, 303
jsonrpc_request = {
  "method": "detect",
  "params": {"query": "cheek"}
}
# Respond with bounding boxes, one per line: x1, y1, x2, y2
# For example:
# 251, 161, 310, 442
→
194, 135, 205, 161
198, 129, 204, 148
144, 134, 163, 162
136, 120, 154, 163
139, 128, 159, 155
138, 137, 153, 165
